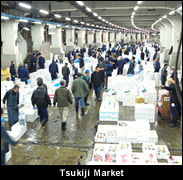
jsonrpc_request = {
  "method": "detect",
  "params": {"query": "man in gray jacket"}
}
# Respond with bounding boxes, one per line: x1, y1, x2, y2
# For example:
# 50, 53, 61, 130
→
53, 80, 73, 130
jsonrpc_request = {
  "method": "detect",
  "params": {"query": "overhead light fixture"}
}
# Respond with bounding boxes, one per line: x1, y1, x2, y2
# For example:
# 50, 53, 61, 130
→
86, 7, 92, 12
86, 23, 90, 26
33, 21, 42, 24
73, 20, 79, 23
80, 22, 85, 24
158, 18, 162, 21
18, 2, 31, 9
134, 6, 139, 11
132, 12, 135, 16
56, 24, 61, 27
96, 25, 99, 28
131, 15, 134, 19
18, 19, 28, 23
137, 1, 143, 4
98, 16, 102, 20
23, 27, 30, 31
162, 15, 167, 19
1, 16, 9, 20
93, 12, 98, 17
169, 10, 175, 15
76, 1, 84, 6
177, 6, 182, 11
39, 9, 49, 15
65, 17, 71, 21
54, 14, 61, 18
91, 24, 95, 27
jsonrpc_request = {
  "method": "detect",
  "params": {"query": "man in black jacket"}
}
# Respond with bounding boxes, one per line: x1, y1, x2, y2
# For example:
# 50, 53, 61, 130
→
91, 66, 104, 102
31, 80, 51, 129
78, 54, 85, 74
62, 63, 70, 87
10, 60, 16, 82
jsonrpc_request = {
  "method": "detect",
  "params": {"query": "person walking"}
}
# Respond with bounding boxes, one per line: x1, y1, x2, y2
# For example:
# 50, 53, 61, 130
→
10, 60, 16, 82
91, 66, 104, 102
154, 57, 161, 73
31, 80, 51, 129
78, 54, 85, 74
62, 63, 70, 87
53, 80, 73, 130
3, 85, 20, 129
18, 64, 30, 84
72, 64, 78, 80
82, 70, 90, 106
127, 56, 136, 75
36, 77, 47, 92
161, 63, 169, 85
49, 60, 59, 80
1, 108, 20, 165
71, 73, 89, 115
106, 61, 114, 89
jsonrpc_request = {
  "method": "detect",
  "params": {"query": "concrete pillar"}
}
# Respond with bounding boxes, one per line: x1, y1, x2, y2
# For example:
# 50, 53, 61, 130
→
146, 33, 150, 42
142, 34, 145, 42
96, 31, 102, 47
87, 30, 94, 46
116, 32, 121, 43
103, 31, 109, 44
1, 20, 20, 69
121, 33, 124, 41
77, 29, 85, 47
131, 33, 136, 42
66, 28, 75, 54
31, 24, 45, 51
126, 33, 131, 43
137, 33, 141, 42
110, 32, 115, 43
51, 27, 64, 57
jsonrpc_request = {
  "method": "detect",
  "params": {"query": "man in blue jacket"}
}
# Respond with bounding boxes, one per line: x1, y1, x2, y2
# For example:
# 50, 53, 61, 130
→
127, 57, 136, 75
31, 54, 37, 72
10, 60, 16, 82
116, 57, 130, 75
67, 51, 73, 64
19, 64, 30, 84
49, 60, 59, 80
154, 58, 161, 73
38, 55, 45, 69
161, 63, 168, 85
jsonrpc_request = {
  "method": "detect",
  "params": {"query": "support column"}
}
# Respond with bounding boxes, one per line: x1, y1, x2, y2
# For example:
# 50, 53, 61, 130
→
146, 33, 150, 42
110, 32, 115, 43
66, 28, 75, 54
121, 33, 125, 42
1, 20, 20, 69
77, 29, 85, 48
51, 27, 64, 57
137, 33, 141, 42
103, 31, 109, 44
126, 33, 131, 43
31, 24, 45, 51
142, 34, 145, 42
96, 31, 102, 47
87, 30, 94, 46
116, 32, 121, 43
131, 33, 136, 42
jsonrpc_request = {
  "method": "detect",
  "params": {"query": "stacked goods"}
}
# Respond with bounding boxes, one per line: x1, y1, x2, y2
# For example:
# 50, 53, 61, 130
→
131, 153, 145, 164
94, 132, 106, 143
105, 144, 118, 163
106, 127, 119, 143
92, 144, 106, 163
168, 156, 182, 165
142, 142, 156, 152
147, 130, 158, 143
154, 72, 161, 87
144, 151, 158, 164
24, 108, 38, 122
99, 96, 119, 121
135, 104, 156, 123
123, 90, 136, 107
142, 88, 157, 105
1, 81, 14, 100
1, 68, 11, 81
156, 145, 170, 160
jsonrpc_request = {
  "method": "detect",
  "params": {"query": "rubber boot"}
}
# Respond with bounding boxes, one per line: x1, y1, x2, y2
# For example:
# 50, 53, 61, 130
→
76, 106, 79, 113
81, 108, 85, 116
62, 122, 66, 130
97, 92, 101, 102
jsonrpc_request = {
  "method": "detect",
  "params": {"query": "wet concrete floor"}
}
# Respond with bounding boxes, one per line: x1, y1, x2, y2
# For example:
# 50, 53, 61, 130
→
6, 88, 182, 165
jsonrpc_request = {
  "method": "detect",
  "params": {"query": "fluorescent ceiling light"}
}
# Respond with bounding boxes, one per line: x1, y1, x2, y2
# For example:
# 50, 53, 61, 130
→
158, 18, 162, 21
93, 12, 98, 16
65, 17, 71, 21
169, 10, 175, 15
91, 24, 95, 27
73, 20, 79, 23
86, 23, 90, 26
98, 16, 102, 20
76, 1, 84, 6
162, 15, 167, 19
33, 21, 42, 24
1, 16, 9, 20
18, 2, 31, 9
86, 7, 92, 12
137, 1, 143, 4
131, 16, 134, 19
57, 24, 61, 27
132, 12, 135, 16
96, 25, 99, 27
39, 9, 49, 15
18, 19, 28, 22
177, 6, 182, 11
80, 22, 85, 24
134, 6, 139, 11
54, 14, 61, 18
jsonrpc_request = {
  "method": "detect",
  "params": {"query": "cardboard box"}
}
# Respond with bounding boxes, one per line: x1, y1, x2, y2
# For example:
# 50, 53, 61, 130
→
136, 96, 145, 103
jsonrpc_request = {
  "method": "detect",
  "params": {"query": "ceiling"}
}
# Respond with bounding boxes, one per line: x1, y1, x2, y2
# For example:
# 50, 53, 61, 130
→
1, 1, 182, 32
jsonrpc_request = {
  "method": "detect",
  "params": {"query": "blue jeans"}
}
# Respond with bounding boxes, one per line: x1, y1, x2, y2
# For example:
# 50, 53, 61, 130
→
38, 108, 48, 126
75, 97, 85, 108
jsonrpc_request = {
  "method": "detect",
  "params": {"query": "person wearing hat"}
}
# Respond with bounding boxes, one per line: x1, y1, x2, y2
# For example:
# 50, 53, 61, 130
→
82, 70, 90, 106
18, 64, 30, 84
161, 63, 169, 85
160, 78, 182, 127
170, 66, 175, 79
72, 64, 78, 80
3, 85, 20, 128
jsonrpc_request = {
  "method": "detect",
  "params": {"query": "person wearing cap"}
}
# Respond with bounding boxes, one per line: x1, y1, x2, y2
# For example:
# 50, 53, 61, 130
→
170, 66, 175, 79
31, 80, 51, 129
82, 70, 90, 106
160, 78, 182, 127
49, 60, 59, 80
72, 64, 78, 80
53, 80, 73, 130
161, 63, 169, 85
38, 54, 45, 69
3, 85, 20, 128
18, 64, 30, 84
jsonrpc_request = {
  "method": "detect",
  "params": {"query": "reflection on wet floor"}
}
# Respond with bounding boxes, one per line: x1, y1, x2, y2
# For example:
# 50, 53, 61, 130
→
6, 89, 182, 165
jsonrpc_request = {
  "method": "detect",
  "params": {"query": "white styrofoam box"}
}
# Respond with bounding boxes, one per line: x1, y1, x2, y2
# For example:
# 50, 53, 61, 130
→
104, 144, 118, 163
118, 121, 137, 131
118, 142, 132, 152
117, 151, 132, 164
118, 131, 137, 143
158, 90, 168, 101
1, 81, 14, 100
131, 153, 146, 165
136, 131, 149, 143
148, 130, 158, 143
135, 119, 150, 132
5, 145, 12, 163
7, 122, 27, 142
92, 144, 106, 163
95, 132, 106, 143
106, 128, 119, 144
97, 125, 115, 133
156, 145, 170, 160
24, 108, 38, 122
142, 143, 156, 152
168, 156, 182, 165
144, 151, 158, 164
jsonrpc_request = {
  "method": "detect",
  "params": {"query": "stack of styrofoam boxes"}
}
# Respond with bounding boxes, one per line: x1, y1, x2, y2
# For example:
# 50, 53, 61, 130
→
122, 90, 136, 107
168, 156, 182, 165
154, 72, 161, 87
23, 107, 38, 123
92, 144, 107, 163
106, 126, 119, 144
142, 88, 157, 106
135, 104, 156, 123
99, 96, 119, 121
1, 81, 14, 101
131, 152, 146, 164
156, 145, 170, 161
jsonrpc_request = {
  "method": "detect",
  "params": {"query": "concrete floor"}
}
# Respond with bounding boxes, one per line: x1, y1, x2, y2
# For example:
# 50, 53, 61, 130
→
6, 88, 182, 165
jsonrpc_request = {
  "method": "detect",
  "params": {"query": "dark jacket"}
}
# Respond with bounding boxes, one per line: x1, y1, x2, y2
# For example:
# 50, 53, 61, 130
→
10, 64, 16, 75
127, 60, 136, 75
18, 67, 29, 79
161, 67, 168, 81
79, 58, 85, 68
154, 61, 161, 72
164, 84, 179, 103
31, 86, 51, 108
49, 62, 59, 75
140, 52, 145, 60
39, 56, 45, 68
62, 66, 70, 76
53, 86, 73, 107
91, 71, 103, 87
3, 89, 19, 105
